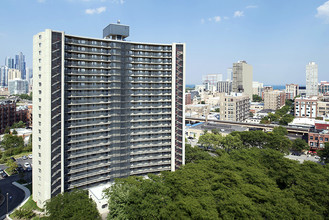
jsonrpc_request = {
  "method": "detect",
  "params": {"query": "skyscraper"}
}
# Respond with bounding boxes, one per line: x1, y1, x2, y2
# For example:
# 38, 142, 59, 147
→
32, 23, 185, 207
306, 62, 318, 97
5, 57, 15, 69
232, 61, 253, 99
0, 66, 9, 86
15, 52, 26, 80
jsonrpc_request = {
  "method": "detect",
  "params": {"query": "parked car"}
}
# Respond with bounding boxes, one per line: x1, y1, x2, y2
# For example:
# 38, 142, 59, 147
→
28, 154, 32, 159
24, 162, 31, 168
1, 172, 8, 178
22, 155, 27, 160
15, 164, 24, 173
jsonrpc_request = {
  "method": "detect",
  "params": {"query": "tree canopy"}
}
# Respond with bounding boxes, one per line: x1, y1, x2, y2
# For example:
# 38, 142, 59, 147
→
45, 189, 101, 220
104, 146, 329, 219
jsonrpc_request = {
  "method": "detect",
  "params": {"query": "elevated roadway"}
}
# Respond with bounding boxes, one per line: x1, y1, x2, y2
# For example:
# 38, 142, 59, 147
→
186, 117, 310, 135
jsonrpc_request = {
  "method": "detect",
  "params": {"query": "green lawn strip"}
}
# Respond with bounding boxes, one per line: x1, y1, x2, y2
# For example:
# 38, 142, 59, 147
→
20, 196, 43, 212
4, 167, 16, 176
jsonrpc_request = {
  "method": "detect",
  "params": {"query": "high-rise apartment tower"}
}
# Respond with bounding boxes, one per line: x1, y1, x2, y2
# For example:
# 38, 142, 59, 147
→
306, 62, 318, 97
232, 61, 253, 100
32, 23, 185, 207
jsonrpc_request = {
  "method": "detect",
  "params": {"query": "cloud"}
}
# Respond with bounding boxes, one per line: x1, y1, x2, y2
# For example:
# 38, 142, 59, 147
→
85, 6, 106, 14
234, 10, 244, 17
316, 1, 329, 22
246, 5, 258, 9
213, 16, 221, 22
110, 0, 124, 4
223, 16, 229, 20
37, 0, 45, 3
206, 16, 221, 23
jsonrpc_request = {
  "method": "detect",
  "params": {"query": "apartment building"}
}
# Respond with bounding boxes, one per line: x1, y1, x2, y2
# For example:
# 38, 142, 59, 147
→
319, 81, 329, 95
285, 83, 299, 100
0, 99, 16, 133
294, 96, 318, 118
308, 130, 329, 150
8, 68, 22, 81
232, 61, 253, 99
32, 23, 185, 207
252, 81, 263, 97
219, 93, 250, 122
317, 100, 329, 118
306, 62, 318, 97
217, 80, 232, 93
264, 90, 286, 110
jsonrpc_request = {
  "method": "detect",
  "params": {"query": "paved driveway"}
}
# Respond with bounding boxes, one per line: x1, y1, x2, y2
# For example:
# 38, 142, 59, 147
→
0, 171, 32, 219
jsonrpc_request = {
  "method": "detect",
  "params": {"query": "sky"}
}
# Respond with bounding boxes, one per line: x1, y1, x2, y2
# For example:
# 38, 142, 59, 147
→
1, 0, 329, 85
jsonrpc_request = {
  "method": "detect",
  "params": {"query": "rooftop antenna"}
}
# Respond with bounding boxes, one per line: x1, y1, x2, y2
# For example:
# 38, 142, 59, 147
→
117, 20, 121, 24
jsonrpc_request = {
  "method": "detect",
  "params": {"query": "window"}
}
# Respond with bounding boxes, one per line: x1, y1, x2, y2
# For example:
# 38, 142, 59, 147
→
38, 168, 41, 173
39, 114, 41, 118
39, 35, 42, 39
38, 145, 41, 149
39, 66, 41, 71
38, 153, 41, 157
39, 51, 41, 55
39, 43, 42, 47
38, 74, 41, 79
38, 121, 41, 126
39, 98, 41, 102
39, 161, 41, 165
38, 137, 41, 141
39, 82, 41, 86
38, 129, 41, 134
39, 90, 42, 94
39, 59, 41, 63
39, 106, 41, 110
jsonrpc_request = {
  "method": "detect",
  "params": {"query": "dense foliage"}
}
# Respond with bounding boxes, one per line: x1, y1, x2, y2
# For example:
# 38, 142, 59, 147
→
318, 142, 329, 164
45, 189, 101, 220
105, 145, 329, 219
261, 100, 294, 125
198, 127, 296, 154
252, 94, 262, 102
15, 93, 32, 100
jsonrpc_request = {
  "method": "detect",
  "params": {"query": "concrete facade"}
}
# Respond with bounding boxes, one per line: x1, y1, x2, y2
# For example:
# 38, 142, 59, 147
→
232, 61, 253, 100
294, 96, 318, 119
264, 90, 286, 110
219, 93, 250, 122
306, 62, 318, 97
32, 24, 185, 207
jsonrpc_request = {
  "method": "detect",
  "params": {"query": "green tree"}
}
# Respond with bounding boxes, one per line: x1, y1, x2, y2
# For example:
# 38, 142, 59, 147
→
279, 114, 294, 125
6, 160, 18, 174
13, 208, 35, 219
252, 94, 262, 102
292, 138, 308, 152
317, 142, 329, 164
12, 129, 18, 135
272, 126, 288, 136
45, 189, 101, 220
4, 127, 10, 134
1, 134, 24, 150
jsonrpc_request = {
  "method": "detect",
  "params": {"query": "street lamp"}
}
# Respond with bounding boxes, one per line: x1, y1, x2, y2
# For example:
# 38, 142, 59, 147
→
6, 192, 8, 215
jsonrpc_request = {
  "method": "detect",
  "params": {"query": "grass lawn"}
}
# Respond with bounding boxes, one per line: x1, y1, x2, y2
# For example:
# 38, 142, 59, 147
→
20, 196, 43, 212
12, 151, 32, 159
4, 168, 16, 176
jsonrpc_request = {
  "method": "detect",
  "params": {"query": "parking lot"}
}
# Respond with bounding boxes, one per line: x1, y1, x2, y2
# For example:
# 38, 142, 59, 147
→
0, 155, 32, 179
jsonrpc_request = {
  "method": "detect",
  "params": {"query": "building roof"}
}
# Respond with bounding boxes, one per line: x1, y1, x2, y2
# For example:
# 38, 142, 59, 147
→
189, 122, 248, 133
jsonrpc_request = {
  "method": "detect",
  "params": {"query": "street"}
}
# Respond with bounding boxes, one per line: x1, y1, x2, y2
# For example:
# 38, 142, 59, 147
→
0, 171, 31, 219
284, 154, 322, 164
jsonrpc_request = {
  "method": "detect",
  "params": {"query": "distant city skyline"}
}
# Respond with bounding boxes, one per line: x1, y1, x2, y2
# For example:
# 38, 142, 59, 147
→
1, 0, 329, 85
